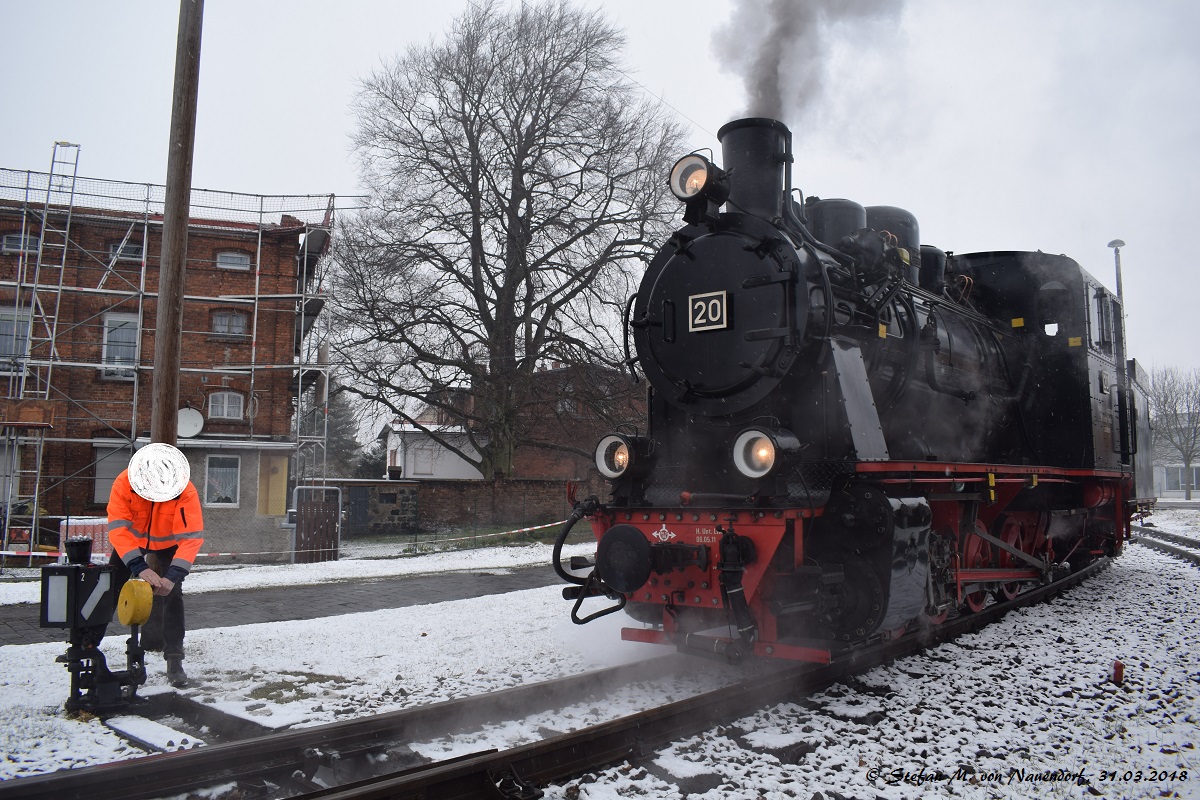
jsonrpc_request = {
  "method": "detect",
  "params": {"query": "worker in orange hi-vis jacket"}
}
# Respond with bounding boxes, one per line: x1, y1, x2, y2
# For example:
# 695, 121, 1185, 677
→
104, 443, 204, 688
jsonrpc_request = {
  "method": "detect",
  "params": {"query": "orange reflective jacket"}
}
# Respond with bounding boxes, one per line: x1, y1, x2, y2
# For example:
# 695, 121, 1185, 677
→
107, 469, 205, 575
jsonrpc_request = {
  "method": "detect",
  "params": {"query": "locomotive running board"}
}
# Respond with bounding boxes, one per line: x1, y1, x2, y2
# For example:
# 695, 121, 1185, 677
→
621, 627, 832, 664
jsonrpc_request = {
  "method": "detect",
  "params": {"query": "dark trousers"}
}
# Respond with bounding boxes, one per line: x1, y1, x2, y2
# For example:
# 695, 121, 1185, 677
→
96, 547, 187, 658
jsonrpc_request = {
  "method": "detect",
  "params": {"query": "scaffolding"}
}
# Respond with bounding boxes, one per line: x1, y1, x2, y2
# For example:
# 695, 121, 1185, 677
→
0, 151, 347, 559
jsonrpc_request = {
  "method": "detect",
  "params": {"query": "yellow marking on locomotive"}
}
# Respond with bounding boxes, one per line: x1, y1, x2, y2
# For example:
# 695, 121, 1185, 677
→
1012, 317, 1025, 328
1068, 336, 1083, 347
878, 323, 887, 339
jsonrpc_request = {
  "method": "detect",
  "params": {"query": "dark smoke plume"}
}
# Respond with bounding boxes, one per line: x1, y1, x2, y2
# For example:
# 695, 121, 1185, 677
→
714, 0, 903, 122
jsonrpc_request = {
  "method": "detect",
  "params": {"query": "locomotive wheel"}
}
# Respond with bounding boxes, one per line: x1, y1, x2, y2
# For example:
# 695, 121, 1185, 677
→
925, 607, 949, 626
997, 519, 1027, 601
962, 524, 993, 614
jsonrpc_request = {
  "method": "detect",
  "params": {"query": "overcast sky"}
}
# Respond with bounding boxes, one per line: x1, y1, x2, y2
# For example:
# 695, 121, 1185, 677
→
2, 0, 1197, 370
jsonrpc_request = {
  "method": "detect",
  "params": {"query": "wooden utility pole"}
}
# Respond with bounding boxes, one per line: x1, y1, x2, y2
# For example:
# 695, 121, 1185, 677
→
151, 0, 204, 445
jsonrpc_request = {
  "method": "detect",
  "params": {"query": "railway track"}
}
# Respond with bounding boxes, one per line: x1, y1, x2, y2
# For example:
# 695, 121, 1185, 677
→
0, 558, 1109, 800
0, 652, 734, 800
1132, 525, 1200, 567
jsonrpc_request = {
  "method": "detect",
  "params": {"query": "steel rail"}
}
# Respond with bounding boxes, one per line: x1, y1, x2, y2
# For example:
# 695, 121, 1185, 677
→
1131, 529, 1200, 567
1132, 525, 1200, 552
0, 654, 705, 800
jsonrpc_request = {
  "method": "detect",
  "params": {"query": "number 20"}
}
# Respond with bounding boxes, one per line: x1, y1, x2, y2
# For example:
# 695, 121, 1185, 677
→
688, 291, 727, 331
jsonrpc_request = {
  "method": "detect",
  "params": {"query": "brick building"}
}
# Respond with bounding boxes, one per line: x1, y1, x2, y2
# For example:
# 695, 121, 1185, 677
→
0, 151, 338, 561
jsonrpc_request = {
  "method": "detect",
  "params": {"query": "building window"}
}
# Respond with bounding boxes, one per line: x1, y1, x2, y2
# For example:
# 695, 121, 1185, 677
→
93, 446, 133, 503
1, 233, 39, 254
1165, 467, 1200, 493
208, 390, 244, 420
0, 311, 31, 371
102, 313, 139, 379
107, 241, 143, 262
213, 311, 248, 336
216, 251, 252, 271
556, 383, 576, 415
205, 455, 240, 506
0, 442, 18, 510
1090, 287, 1113, 353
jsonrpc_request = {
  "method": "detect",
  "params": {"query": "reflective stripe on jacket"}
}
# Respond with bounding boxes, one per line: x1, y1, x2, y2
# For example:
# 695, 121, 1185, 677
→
107, 469, 205, 574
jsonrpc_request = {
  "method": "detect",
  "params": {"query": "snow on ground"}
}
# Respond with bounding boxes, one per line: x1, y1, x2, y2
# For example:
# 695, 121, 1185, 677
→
1, 510, 1198, 797
0, 580, 662, 780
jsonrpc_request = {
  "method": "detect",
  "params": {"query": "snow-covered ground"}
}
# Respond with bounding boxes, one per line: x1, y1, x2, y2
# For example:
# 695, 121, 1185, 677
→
1, 512, 1198, 799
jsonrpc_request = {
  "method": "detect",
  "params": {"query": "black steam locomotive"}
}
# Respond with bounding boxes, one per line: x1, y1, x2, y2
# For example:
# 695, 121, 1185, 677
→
556, 118, 1154, 662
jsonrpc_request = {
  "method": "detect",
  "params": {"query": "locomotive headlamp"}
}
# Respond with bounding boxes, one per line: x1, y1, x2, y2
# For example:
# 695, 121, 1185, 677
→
669, 154, 730, 206
732, 428, 800, 479
596, 434, 635, 479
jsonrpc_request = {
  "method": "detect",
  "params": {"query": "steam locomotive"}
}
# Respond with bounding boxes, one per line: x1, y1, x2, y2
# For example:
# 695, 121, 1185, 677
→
555, 117, 1154, 662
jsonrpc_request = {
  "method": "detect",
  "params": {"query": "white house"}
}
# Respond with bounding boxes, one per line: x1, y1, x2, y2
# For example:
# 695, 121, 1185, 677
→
381, 419, 483, 481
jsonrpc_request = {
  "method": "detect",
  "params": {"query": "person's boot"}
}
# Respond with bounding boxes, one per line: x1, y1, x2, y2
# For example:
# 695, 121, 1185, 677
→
165, 655, 189, 688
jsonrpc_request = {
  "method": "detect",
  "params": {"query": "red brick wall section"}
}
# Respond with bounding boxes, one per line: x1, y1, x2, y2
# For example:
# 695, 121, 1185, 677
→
415, 479, 587, 531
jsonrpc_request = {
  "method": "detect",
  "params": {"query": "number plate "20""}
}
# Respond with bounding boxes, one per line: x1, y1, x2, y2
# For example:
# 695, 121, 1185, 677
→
688, 291, 728, 332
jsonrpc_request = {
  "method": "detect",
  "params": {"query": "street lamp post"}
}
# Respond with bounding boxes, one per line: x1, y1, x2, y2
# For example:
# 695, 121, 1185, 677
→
1107, 238, 1126, 309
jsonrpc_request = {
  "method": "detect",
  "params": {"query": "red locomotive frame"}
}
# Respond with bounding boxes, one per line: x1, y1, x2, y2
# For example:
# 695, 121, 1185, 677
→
588, 462, 1129, 663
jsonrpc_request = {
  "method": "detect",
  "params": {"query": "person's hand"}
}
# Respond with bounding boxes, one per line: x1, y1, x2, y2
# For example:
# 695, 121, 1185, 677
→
154, 578, 175, 597
138, 568, 164, 591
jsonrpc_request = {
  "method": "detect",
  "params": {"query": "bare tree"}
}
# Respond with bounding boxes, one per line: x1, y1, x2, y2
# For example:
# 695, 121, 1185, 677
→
1150, 366, 1200, 499
331, 0, 682, 479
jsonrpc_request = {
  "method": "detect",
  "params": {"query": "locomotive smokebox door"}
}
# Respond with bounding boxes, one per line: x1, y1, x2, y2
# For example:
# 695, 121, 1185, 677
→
40, 562, 115, 629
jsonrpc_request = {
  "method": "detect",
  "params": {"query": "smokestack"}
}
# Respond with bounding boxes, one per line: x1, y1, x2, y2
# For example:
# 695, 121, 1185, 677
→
717, 118, 792, 220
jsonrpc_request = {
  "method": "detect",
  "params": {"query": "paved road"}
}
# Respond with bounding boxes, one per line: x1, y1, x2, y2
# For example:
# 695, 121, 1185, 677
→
0, 565, 562, 647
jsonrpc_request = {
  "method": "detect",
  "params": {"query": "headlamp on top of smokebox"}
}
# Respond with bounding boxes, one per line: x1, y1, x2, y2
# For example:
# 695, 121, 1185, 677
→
595, 433, 648, 480
669, 153, 729, 224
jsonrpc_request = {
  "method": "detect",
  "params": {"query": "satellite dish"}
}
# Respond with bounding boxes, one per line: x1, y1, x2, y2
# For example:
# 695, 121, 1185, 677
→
177, 407, 204, 439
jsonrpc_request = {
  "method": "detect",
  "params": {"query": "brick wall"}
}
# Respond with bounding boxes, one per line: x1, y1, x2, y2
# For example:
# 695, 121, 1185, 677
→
412, 477, 612, 531
327, 474, 613, 537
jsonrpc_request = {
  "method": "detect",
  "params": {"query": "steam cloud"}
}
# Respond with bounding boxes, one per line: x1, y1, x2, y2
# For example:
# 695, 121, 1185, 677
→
714, 0, 903, 122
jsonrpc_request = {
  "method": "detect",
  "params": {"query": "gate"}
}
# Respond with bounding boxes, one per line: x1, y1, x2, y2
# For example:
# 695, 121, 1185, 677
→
347, 486, 369, 535
293, 486, 341, 563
